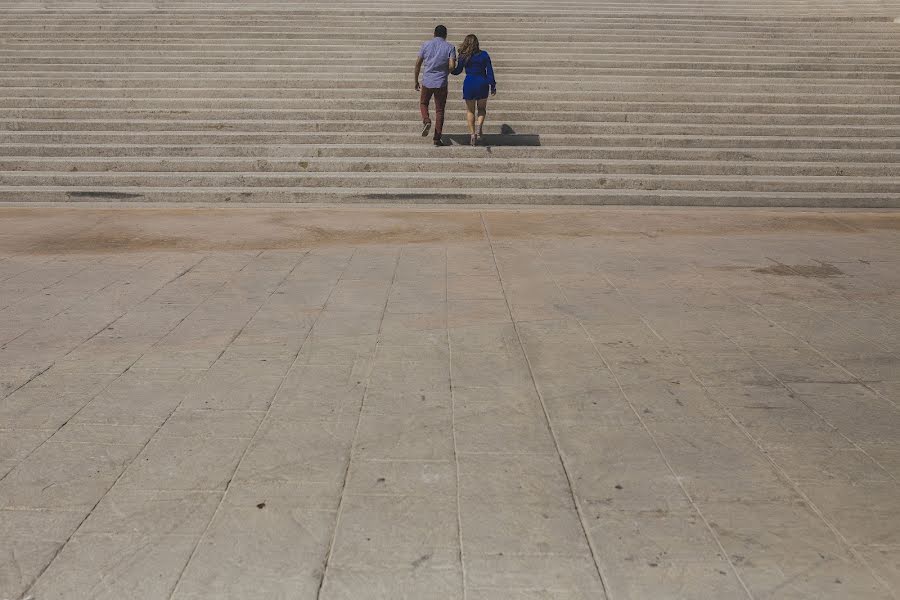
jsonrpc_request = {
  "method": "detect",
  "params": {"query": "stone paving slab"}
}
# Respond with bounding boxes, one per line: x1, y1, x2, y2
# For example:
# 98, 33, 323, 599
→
0, 205, 898, 600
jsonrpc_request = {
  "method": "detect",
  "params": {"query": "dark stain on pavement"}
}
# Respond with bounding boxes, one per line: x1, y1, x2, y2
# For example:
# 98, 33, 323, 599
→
754, 262, 844, 278
362, 193, 471, 202
33, 231, 183, 253
67, 191, 144, 200
411, 553, 432, 568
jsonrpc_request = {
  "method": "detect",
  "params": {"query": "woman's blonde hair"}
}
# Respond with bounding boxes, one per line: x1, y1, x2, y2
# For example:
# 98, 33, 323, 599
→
458, 34, 480, 59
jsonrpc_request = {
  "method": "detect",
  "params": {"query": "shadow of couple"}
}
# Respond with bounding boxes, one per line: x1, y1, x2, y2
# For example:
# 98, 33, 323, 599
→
444, 124, 541, 147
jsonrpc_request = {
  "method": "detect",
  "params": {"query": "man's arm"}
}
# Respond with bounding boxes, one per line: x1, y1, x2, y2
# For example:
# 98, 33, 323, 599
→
414, 56, 424, 91
448, 48, 457, 74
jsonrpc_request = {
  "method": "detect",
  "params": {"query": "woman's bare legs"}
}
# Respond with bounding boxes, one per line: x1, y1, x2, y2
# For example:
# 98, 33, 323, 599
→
476, 98, 488, 139
464, 99, 478, 145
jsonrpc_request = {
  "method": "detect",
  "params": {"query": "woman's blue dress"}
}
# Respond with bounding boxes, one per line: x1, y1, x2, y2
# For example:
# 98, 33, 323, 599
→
452, 50, 496, 101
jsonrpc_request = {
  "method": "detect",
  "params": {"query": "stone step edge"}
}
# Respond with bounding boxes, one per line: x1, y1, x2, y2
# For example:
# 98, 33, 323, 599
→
0, 8, 894, 17
3, 157, 898, 168
6, 112, 899, 125
1, 186, 897, 208
6, 135, 896, 149
2, 145, 898, 159
3, 171, 896, 181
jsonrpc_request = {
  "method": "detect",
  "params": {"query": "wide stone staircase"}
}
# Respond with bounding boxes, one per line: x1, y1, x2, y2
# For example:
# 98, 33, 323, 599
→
1, 0, 899, 206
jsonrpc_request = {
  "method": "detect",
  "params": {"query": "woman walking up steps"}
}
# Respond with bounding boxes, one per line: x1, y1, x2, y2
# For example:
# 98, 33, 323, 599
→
452, 34, 496, 146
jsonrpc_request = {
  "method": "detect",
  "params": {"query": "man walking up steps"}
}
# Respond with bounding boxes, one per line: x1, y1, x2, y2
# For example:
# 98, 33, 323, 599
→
415, 25, 457, 147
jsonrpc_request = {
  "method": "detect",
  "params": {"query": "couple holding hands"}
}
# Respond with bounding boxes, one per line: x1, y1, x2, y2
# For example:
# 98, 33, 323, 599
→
415, 25, 497, 146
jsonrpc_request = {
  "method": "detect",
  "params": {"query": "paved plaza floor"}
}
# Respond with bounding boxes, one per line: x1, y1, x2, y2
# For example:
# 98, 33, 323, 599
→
0, 205, 899, 599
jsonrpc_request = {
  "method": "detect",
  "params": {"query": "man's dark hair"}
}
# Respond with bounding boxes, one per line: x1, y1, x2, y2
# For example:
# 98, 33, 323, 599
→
434, 25, 447, 38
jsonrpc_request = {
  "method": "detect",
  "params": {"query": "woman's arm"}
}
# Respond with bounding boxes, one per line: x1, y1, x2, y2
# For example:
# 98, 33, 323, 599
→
485, 53, 496, 93
451, 56, 465, 76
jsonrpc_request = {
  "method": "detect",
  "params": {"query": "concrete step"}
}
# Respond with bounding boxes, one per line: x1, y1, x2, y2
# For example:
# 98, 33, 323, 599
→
5, 109, 899, 126
5, 89, 895, 104
4, 21, 897, 29
1, 99, 897, 116
4, 80, 897, 96
4, 121, 898, 139
4, 157, 899, 176
1, 13, 895, 23
4, 68, 897, 80
5, 133, 897, 150
4, 31, 892, 39
2, 4, 895, 17
5, 43, 898, 54
3, 99, 897, 115
5, 46, 899, 57
3, 145, 898, 163
6, 61, 900, 73
5, 35, 899, 45
1, 186, 896, 208
4, 43, 898, 53
1, 21, 896, 32
2, 172, 897, 193
5, 50, 900, 60
4, 68, 899, 80
4, 28, 896, 38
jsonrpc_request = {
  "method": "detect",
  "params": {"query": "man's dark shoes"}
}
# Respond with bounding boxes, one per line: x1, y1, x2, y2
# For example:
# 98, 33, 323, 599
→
433, 138, 446, 147
422, 121, 432, 137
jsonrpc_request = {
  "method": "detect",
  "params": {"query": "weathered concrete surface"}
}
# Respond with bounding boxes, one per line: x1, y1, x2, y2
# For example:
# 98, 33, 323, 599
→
0, 205, 899, 599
